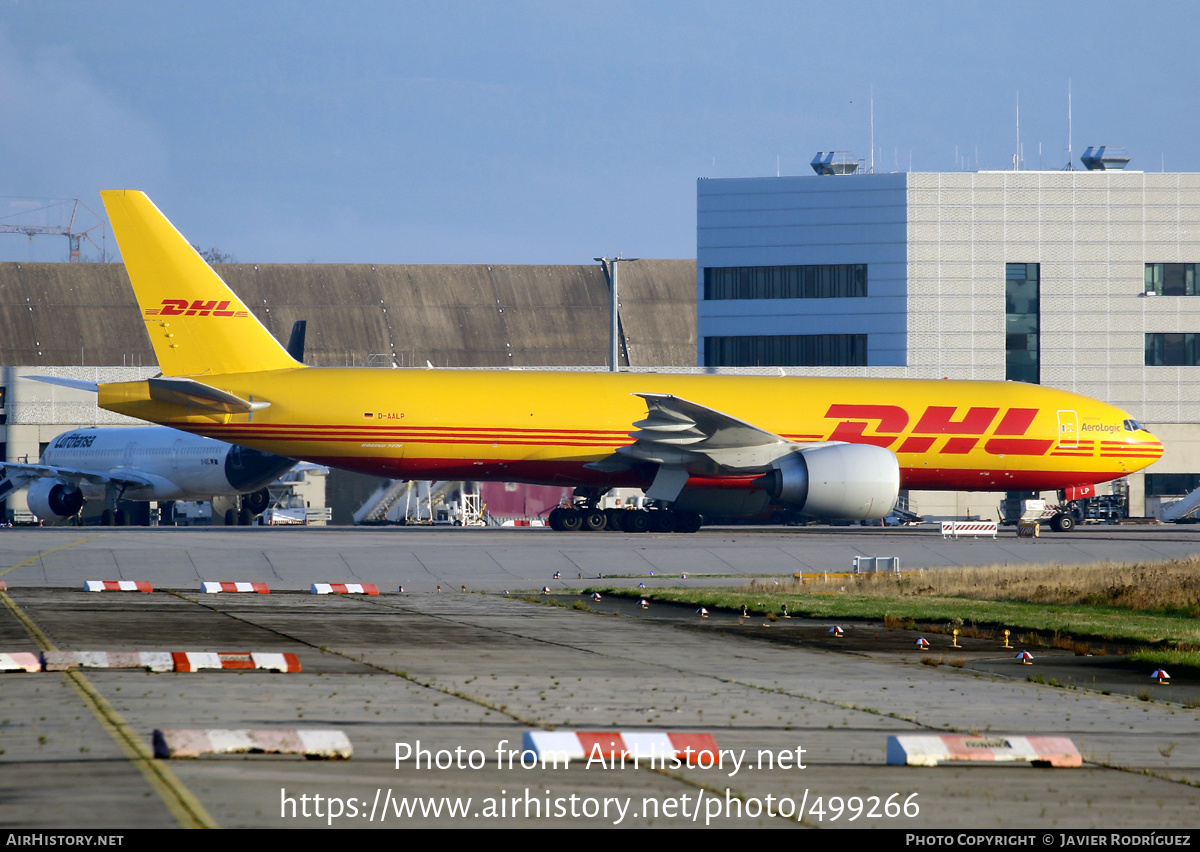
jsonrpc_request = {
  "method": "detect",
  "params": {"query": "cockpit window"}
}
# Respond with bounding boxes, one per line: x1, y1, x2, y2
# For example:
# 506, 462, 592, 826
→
1123, 419, 1145, 432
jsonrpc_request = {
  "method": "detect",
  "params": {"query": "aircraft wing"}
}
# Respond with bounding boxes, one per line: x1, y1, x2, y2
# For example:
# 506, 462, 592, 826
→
590, 393, 807, 502
0, 462, 153, 501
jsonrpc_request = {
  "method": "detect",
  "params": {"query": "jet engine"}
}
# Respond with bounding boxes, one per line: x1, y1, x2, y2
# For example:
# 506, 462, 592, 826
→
26, 479, 85, 521
757, 443, 899, 520
242, 487, 271, 515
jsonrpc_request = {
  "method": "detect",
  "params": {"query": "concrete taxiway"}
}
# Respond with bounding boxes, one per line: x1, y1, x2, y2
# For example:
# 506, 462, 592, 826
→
3, 523, 1200, 592
1, 525, 1198, 829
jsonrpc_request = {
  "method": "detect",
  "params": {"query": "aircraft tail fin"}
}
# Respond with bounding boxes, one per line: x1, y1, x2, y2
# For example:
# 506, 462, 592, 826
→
100, 190, 300, 377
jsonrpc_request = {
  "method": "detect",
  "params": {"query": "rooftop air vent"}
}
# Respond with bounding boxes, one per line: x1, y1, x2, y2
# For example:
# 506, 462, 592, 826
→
811, 151, 859, 176
1080, 146, 1130, 171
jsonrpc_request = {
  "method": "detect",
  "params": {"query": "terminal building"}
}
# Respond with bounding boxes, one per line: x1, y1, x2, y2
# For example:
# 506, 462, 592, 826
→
697, 151, 1200, 518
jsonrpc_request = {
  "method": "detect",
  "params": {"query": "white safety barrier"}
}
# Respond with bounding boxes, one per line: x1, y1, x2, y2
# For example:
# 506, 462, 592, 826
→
153, 728, 351, 759
0, 652, 41, 672
522, 730, 718, 764
886, 734, 1080, 767
311, 583, 379, 595
42, 651, 174, 672
940, 521, 998, 540
84, 580, 153, 592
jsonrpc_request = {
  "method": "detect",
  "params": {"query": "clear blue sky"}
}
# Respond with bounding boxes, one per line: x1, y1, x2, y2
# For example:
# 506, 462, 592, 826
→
1, 0, 1195, 264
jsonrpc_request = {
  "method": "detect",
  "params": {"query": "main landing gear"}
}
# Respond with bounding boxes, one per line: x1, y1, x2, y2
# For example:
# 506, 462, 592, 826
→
547, 505, 703, 533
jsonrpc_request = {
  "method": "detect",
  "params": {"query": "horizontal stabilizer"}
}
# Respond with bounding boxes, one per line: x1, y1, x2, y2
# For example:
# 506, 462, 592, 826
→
28, 376, 100, 393
148, 377, 270, 415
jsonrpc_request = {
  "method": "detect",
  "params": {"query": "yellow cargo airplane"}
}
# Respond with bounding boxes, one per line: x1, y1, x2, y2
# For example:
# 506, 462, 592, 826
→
91, 190, 1163, 533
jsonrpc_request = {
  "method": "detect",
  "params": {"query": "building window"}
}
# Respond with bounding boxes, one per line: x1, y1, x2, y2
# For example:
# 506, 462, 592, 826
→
1145, 473, 1200, 496
703, 265, 867, 300
1145, 333, 1200, 366
704, 334, 867, 367
1006, 263, 1039, 384
1145, 263, 1199, 296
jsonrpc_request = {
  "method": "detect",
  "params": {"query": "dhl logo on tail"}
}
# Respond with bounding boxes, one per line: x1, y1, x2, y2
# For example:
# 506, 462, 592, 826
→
145, 299, 250, 318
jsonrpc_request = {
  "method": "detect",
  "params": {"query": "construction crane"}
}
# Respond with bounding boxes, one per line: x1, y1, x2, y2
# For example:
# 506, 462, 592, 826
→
0, 198, 106, 262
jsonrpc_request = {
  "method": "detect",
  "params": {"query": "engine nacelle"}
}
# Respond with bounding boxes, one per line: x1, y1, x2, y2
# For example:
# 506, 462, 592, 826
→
758, 443, 899, 520
26, 479, 85, 520
242, 487, 271, 515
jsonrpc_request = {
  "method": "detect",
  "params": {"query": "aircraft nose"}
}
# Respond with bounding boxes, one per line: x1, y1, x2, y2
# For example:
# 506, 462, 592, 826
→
1133, 426, 1164, 466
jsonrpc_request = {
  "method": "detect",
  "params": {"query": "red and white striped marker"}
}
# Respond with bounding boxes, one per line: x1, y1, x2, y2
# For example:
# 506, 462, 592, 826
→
590, 593, 602, 601
0, 652, 41, 672
1016, 651, 1034, 664
84, 581, 153, 593
43, 651, 174, 672
1152, 669, 1170, 685
153, 728, 350, 759
201, 582, 270, 594
941, 521, 999, 540
171, 652, 302, 672
887, 735, 1081, 767
829, 625, 845, 637
521, 731, 719, 765
696, 607, 709, 618
915, 637, 930, 649
310, 583, 379, 595
638, 599, 650, 609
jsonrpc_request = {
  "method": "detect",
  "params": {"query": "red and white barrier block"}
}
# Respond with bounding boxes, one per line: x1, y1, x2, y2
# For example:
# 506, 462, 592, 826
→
42, 651, 174, 672
170, 652, 302, 672
0, 652, 41, 672
84, 581, 153, 593
940, 521, 998, 540
201, 582, 270, 594
886, 735, 1081, 768
153, 728, 351, 759
311, 583, 379, 595
521, 731, 719, 765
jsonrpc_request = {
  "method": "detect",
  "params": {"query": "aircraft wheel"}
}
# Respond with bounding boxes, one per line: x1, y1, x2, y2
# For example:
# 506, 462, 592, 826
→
115, 509, 127, 526
238, 506, 253, 526
604, 509, 624, 531
649, 509, 676, 532
673, 510, 703, 533
624, 510, 651, 533
101, 509, 115, 527
224, 508, 237, 526
581, 509, 607, 531
558, 508, 583, 532
548, 508, 564, 531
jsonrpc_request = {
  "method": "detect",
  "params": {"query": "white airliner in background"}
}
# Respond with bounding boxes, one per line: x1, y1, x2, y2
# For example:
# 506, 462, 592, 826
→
0, 426, 297, 525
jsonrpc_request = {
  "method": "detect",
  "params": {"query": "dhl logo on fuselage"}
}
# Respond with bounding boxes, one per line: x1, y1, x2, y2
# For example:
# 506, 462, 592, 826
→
144, 299, 250, 317
819, 404, 1152, 458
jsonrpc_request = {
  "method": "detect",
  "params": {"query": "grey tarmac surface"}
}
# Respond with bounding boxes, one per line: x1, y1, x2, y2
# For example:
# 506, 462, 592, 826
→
3, 522, 1200, 592
0, 524, 1198, 830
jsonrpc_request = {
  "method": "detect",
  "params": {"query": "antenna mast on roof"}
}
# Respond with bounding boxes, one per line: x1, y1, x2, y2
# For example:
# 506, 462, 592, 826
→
1014, 92, 1021, 171
1067, 79, 1074, 170
869, 84, 875, 174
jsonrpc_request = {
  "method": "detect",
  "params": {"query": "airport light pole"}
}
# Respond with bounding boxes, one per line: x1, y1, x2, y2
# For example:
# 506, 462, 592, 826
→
595, 256, 638, 372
